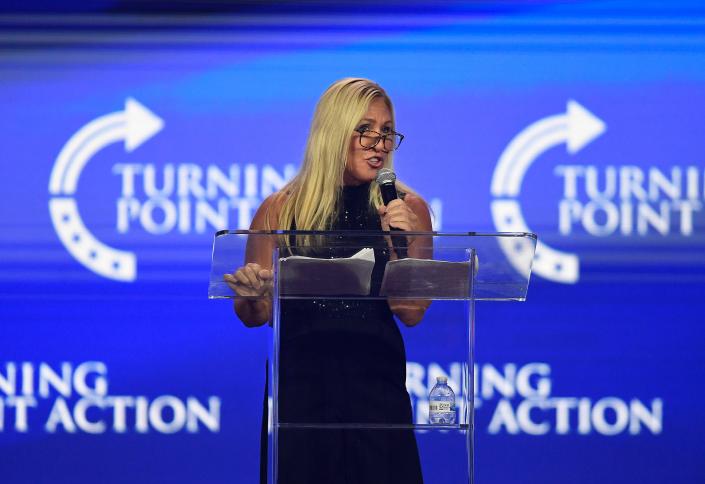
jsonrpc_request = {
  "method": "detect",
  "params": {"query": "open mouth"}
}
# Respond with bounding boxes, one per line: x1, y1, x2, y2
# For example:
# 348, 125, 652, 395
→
367, 157, 383, 168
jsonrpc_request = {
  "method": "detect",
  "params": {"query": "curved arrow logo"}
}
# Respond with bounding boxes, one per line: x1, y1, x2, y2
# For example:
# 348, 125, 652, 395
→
491, 100, 606, 284
48, 98, 164, 282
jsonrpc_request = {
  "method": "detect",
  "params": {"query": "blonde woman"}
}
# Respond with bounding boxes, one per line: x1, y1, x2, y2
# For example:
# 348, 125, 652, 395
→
225, 78, 430, 484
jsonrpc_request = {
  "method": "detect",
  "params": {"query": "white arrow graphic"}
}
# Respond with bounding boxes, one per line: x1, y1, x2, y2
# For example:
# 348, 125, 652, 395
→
490, 100, 606, 284
48, 98, 164, 282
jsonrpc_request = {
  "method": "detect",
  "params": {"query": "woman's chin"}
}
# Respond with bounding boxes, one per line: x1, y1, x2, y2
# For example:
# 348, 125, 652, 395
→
344, 168, 380, 185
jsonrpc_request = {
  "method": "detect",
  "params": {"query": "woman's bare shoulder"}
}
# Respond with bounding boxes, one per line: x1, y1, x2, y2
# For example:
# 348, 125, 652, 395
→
250, 189, 291, 230
402, 192, 433, 231
403, 192, 429, 211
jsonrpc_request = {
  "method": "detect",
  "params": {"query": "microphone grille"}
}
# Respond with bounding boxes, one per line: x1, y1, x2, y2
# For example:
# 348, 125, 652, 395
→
375, 168, 396, 185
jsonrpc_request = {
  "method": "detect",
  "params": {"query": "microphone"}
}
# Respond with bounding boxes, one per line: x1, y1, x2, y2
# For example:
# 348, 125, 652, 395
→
375, 168, 408, 259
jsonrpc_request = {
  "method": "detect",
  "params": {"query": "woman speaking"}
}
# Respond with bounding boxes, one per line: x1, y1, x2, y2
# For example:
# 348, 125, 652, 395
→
225, 78, 432, 484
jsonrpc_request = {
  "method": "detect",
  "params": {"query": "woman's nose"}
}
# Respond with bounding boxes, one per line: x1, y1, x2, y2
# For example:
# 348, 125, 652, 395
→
376, 137, 390, 153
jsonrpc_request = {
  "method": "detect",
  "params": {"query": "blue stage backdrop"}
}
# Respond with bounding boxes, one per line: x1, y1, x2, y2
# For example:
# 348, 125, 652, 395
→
1, 2, 704, 483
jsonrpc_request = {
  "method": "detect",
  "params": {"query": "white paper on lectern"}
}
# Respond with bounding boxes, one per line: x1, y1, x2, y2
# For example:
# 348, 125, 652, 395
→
379, 258, 471, 298
279, 248, 375, 296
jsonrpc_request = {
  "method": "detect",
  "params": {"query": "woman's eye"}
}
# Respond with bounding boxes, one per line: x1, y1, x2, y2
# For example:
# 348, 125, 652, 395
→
381, 126, 392, 133
358, 124, 370, 132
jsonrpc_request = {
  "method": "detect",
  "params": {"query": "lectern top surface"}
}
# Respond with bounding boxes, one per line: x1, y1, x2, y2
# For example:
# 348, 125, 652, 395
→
209, 231, 537, 301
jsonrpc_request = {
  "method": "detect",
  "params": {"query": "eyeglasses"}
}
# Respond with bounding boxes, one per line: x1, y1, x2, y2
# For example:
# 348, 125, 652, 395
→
354, 128, 404, 151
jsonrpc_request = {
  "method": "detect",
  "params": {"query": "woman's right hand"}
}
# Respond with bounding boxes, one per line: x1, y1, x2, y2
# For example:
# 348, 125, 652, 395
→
224, 263, 273, 298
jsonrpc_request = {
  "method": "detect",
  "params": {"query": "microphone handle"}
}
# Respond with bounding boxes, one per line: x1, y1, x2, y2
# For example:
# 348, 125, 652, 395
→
379, 183, 408, 259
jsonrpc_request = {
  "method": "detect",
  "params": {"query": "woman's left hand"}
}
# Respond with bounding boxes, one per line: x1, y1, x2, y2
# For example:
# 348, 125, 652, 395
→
377, 198, 420, 232
377, 195, 434, 326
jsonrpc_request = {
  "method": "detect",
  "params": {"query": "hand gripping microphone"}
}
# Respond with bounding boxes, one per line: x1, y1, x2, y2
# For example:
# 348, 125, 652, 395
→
375, 168, 408, 259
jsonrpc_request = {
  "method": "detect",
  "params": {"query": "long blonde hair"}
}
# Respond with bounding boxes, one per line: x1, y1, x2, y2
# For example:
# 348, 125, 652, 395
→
273, 78, 410, 245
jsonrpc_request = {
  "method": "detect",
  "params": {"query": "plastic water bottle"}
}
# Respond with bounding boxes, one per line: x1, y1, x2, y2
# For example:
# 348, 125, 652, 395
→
429, 376, 456, 424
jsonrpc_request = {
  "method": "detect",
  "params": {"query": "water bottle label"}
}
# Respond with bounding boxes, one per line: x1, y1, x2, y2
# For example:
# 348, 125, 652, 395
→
429, 401, 454, 412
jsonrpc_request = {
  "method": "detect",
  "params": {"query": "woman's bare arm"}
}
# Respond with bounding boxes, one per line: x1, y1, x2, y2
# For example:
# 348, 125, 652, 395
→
225, 194, 280, 327
380, 193, 434, 326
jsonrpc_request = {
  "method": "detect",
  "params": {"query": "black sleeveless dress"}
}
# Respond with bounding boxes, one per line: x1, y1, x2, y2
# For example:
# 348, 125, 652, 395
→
263, 183, 423, 484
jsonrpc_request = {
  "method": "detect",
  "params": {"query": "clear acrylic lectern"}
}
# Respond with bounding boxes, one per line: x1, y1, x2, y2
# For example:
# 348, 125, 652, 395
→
209, 230, 536, 484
